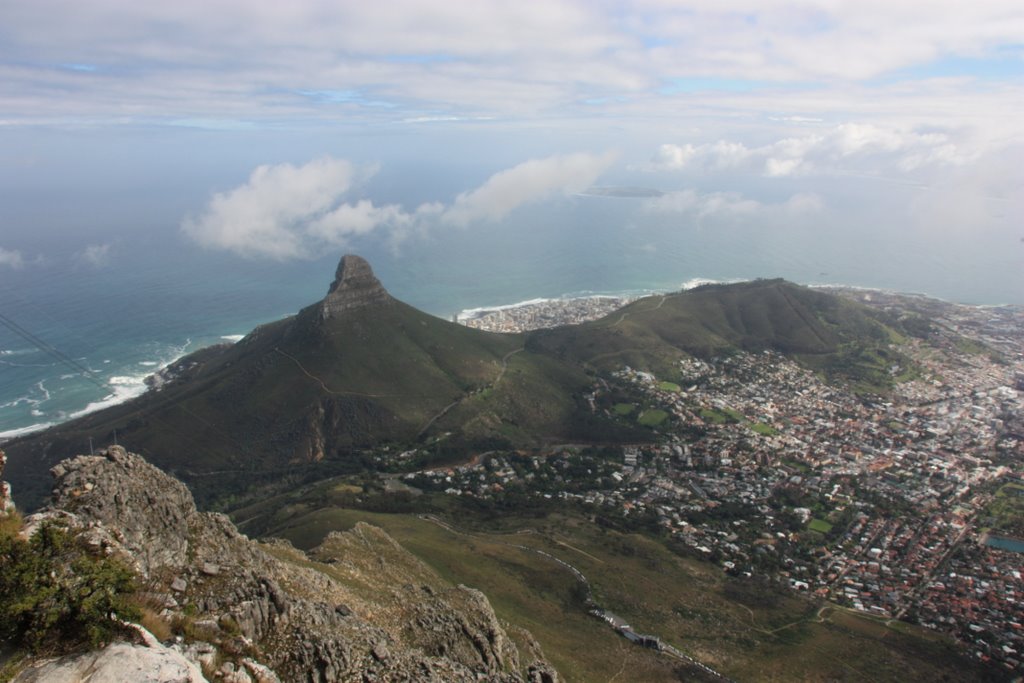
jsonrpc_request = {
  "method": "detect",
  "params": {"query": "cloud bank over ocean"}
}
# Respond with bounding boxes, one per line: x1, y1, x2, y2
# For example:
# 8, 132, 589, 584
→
182, 153, 617, 259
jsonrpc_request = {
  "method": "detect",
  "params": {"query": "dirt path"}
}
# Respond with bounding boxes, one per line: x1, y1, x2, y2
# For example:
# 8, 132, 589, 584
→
609, 295, 666, 328
417, 347, 523, 437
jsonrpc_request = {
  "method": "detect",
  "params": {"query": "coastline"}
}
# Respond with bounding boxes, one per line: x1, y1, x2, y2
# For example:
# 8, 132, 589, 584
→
0, 334, 241, 443
4, 279, 1021, 441
452, 277, 750, 324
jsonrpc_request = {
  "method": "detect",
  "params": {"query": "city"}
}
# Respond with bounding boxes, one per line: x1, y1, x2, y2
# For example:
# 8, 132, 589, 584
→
399, 289, 1024, 672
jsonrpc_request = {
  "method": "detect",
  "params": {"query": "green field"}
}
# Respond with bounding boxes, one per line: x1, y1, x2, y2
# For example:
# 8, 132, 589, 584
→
700, 407, 743, 424
985, 483, 1024, 537
658, 381, 681, 393
750, 422, 778, 436
809, 518, 834, 534
638, 409, 669, 427
613, 402, 635, 416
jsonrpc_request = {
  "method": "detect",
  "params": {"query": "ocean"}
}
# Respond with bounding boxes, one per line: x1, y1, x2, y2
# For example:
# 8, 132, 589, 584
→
2, 194, 1021, 439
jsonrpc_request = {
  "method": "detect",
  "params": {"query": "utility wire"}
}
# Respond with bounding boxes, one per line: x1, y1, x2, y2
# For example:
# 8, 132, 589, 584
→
0, 310, 278, 487
0, 311, 106, 388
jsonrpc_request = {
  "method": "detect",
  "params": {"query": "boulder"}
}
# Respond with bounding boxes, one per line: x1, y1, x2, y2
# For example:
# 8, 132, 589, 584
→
13, 641, 207, 683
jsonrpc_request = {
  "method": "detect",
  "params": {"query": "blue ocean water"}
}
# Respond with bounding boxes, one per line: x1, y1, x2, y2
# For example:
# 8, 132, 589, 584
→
1, 194, 1021, 438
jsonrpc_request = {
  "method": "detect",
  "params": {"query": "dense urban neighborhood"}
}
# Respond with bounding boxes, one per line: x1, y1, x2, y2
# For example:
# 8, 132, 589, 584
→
413, 289, 1024, 671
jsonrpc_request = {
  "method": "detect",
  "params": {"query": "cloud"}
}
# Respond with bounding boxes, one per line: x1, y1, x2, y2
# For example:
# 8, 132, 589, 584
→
182, 157, 396, 259
0, 248, 25, 269
183, 152, 614, 258
646, 189, 823, 222
442, 152, 616, 227
648, 123, 973, 177
0, 0, 1021, 196
2, 0, 1017, 150
76, 243, 112, 267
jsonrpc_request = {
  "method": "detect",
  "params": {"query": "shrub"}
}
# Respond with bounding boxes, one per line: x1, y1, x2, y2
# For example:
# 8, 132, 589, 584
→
0, 521, 140, 654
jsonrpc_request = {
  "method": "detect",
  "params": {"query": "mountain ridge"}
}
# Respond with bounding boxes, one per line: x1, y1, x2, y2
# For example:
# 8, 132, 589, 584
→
3, 256, 908, 510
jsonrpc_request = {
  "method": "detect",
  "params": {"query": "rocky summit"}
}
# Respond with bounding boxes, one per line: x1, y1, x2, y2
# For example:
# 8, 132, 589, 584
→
320, 254, 394, 319
9, 447, 557, 683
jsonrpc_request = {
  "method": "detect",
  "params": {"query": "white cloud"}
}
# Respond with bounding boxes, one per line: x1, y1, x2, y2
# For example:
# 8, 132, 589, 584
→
652, 143, 697, 171
182, 157, 381, 259
646, 189, 823, 222
4, 0, 1019, 148
308, 200, 417, 244
183, 153, 615, 258
0, 248, 25, 269
76, 243, 112, 267
648, 123, 974, 177
442, 152, 616, 227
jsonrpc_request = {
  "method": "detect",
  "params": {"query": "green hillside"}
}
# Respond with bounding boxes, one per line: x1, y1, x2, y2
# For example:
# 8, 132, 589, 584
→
528, 278, 907, 390
4, 267, 911, 510
5, 297, 589, 508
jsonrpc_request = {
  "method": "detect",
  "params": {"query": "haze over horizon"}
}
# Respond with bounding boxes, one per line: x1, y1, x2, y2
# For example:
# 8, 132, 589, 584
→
0, 1, 1021, 297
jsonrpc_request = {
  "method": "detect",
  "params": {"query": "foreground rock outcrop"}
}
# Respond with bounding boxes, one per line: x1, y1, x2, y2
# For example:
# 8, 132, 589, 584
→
14, 640, 206, 683
14, 447, 557, 683
0, 448, 14, 515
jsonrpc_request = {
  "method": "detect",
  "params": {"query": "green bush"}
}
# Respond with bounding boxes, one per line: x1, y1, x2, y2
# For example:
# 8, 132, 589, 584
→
0, 520, 140, 654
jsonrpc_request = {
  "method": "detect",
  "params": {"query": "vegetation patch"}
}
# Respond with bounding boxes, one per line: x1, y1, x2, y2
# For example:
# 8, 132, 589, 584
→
700, 407, 742, 424
984, 483, 1024, 537
613, 402, 635, 416
750, 422, 778, 436
808, 518, 834, 534
638, 409, 669, 427
0, 521, 139, 656
658, 381, 681, 393
954, 337, 989, 356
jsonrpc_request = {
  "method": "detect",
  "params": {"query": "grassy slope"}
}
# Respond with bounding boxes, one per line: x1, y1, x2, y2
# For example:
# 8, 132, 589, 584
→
4, 301, 556, 508
528, 279, 906, 391
245, 503, 987, 683
6, 279, 909, 509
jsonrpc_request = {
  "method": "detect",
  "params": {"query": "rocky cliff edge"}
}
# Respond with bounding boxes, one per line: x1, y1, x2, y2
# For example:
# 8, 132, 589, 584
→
12, 447, 557, 683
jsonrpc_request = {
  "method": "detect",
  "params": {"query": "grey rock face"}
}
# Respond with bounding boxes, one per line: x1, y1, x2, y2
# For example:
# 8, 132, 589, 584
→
13, 641, 207, 683
320, 255, 393, 319
22, 448, 557, 683
0, 448, 14, 514
44, 446, 195, 575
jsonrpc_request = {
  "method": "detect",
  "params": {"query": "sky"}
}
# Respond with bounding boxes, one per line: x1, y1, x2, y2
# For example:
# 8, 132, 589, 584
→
0, 0, 1022, 300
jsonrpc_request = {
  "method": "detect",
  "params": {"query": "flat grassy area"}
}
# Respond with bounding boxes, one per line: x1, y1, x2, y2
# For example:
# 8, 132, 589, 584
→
700, 407, 742, 424
809, 518, 834, 534
750, 422, 778, 436
638, 409, 669, 427
985, 483, 1024, 537
613, 402, 635, 416
250, 505, 988, 683
658, 381, 682, 393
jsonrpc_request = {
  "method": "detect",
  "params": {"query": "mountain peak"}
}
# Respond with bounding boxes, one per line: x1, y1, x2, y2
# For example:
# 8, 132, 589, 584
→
321, 254, 393, 318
